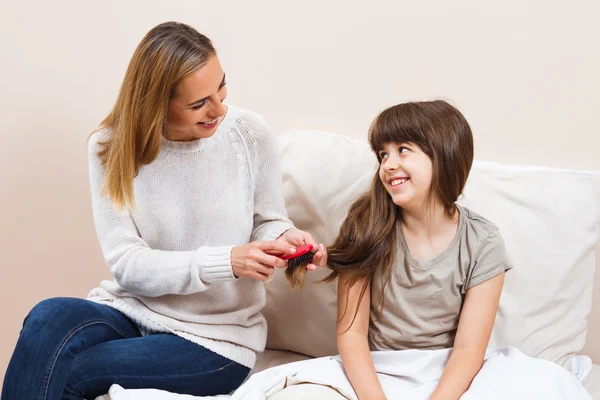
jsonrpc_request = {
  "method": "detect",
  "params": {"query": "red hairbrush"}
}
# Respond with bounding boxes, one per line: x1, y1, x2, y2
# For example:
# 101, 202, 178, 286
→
279, 244, 315, 268
280, 244, 315, 289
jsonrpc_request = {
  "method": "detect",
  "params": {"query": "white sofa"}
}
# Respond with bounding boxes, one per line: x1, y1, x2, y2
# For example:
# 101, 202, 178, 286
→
254, 130, 600, 398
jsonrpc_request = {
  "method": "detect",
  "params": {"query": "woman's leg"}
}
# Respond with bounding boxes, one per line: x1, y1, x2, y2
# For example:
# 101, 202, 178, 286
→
1, 297, 141, 400
62, 333, 250, 399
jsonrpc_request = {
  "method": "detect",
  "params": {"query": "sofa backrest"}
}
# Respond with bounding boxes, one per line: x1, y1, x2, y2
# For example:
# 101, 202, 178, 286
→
263, 130, 600, 369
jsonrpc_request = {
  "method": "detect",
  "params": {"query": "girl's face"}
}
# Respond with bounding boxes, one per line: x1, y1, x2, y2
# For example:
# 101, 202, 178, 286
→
378, 142, 433, 210
165, 55, 228, 141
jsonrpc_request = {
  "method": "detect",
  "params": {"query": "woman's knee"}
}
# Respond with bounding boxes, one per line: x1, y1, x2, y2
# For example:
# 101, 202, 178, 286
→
23, 297, 97, 335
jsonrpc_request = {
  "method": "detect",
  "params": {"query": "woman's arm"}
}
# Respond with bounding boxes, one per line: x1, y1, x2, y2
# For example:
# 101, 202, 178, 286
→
242, 115, 329, 270
337, 274, 387, 400
430, 272, 505, 400
241, 115, 295, 243
88, 136, 290, 297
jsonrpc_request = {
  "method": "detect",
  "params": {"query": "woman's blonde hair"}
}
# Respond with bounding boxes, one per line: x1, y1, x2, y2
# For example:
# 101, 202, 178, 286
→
94, 21, 216, 210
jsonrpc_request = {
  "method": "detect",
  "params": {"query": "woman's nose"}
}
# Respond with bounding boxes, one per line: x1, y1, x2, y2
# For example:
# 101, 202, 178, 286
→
211, 96, 227, 117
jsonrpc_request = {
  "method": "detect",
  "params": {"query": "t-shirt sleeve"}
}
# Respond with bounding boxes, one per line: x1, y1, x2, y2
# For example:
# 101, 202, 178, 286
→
465, 228, 513, 291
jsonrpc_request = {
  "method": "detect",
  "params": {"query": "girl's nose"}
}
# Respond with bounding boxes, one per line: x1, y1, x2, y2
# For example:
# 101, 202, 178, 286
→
384, 158, 400, 171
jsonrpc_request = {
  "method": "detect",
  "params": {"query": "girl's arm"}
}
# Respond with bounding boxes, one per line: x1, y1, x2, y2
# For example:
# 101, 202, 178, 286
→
430, 272, 505, 400
337, 273, 387, 400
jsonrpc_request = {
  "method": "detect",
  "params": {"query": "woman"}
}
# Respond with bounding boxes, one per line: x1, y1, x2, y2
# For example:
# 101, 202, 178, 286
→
2, 21, 326, 400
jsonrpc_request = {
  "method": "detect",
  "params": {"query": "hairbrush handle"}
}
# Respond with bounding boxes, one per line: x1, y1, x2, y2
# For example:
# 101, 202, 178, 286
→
279, 244, 313, 260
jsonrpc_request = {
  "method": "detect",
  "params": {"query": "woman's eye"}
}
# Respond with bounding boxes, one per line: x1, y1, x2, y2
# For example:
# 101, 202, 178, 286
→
191, 102, 206, 111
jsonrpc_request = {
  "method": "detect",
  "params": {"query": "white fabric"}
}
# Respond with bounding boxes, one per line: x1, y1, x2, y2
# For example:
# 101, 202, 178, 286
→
86, 106, 294, 368
101, 347, 592, 400
582, 364, 600, 400
263, 130, 600, 370
268, 384, 346, 400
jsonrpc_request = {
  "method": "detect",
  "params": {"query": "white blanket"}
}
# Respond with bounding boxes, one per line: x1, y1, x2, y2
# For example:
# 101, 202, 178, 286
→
101, 347, 592, 400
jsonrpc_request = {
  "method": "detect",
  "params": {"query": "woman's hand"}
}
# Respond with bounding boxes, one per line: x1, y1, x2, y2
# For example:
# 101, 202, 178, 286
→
276, 228, 327, 270
230, 241, 295, 281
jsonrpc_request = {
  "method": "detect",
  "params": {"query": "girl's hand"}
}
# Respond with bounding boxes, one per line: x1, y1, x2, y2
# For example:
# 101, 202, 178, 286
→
276, 228, 327, 270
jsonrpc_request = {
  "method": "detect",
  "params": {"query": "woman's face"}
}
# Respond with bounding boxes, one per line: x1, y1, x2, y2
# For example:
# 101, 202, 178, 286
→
165, 55, 228, 141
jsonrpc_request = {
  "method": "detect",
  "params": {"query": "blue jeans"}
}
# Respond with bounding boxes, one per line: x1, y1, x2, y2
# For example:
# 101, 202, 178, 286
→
2, 297, 250, 400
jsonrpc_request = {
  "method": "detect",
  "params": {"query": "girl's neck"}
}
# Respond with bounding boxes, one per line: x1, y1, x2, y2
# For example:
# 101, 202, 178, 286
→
400, 201, 458, 238
400, 201, 460, 263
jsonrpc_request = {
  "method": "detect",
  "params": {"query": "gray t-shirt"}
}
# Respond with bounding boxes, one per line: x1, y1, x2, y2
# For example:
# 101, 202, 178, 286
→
368, 205, 512, 351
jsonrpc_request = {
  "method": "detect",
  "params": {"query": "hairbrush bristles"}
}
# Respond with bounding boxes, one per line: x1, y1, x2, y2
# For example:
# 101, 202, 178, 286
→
287, 252, 314, 269
280, 244, 315, 289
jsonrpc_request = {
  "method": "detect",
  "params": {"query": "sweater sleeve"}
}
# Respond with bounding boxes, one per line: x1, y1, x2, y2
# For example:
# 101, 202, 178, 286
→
240, 116, 295, 242
88, 133, 236, 298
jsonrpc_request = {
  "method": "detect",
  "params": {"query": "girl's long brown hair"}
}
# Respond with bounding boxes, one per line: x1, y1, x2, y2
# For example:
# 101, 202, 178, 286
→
324, 100, 474, 326
93, 22, 216, 210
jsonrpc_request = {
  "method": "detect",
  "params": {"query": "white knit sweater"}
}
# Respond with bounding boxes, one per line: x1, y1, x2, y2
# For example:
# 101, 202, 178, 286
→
86, 106, 294, 368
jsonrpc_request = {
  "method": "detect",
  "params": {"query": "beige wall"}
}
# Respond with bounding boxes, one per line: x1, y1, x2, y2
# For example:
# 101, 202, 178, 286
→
1, 0, 599, 386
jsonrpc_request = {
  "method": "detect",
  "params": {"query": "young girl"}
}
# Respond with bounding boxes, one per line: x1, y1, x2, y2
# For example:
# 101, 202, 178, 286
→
325, 100, 512, 400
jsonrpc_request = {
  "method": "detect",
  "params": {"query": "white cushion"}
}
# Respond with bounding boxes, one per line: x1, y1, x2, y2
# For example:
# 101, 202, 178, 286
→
263, 131, 375, 358
263, 130, 600, 370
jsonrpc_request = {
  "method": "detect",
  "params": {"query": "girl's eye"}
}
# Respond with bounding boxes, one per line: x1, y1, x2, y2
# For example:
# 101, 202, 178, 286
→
399, 146, 409, 153
379, 152, 388, 160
